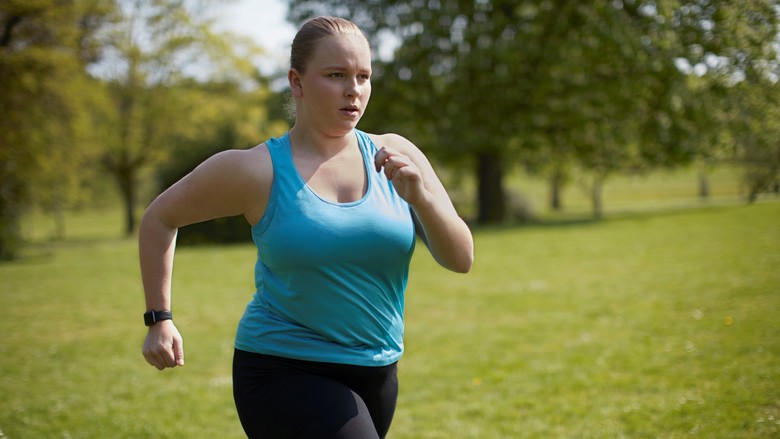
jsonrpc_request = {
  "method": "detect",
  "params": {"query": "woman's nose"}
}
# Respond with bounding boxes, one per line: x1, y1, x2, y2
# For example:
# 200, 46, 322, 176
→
345, 78, 361, 97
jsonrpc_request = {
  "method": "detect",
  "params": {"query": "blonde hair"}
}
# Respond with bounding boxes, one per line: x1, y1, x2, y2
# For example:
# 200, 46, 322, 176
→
290, 16, 369, 74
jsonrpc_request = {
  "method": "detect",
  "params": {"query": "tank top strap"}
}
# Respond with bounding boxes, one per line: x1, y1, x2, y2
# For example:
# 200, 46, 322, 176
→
265, 133, 298, 187
354, 129, 375, 167
253, 133, 300, 235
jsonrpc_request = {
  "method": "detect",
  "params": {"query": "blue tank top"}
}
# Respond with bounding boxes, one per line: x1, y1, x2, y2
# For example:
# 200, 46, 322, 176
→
234, 130, 416, 366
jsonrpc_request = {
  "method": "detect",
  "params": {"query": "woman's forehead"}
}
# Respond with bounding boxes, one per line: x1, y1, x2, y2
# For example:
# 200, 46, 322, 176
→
311, 34, 372, 69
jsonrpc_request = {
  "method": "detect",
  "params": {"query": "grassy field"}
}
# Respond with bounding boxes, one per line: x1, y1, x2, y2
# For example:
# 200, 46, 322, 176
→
1, 169, 778, 438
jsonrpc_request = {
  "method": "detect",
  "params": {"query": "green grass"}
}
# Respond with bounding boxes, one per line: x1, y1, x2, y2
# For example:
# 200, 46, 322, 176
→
1, 183, 778, 437
398, 202, 779, 438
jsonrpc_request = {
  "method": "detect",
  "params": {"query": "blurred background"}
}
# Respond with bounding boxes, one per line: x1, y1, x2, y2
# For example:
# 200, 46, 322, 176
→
2, 2, 779, 438
2, 0, 779, 256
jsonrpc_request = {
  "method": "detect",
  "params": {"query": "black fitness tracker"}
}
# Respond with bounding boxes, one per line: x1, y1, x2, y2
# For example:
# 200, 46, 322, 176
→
144, 310, 173, 326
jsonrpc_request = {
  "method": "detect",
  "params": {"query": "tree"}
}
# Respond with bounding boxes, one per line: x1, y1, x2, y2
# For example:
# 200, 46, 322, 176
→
95, 0, 266, 235
706, 0, 780, 202
0, 0, 114, 258
289, 0, 552, 223
637, 1, 780, 204
726, 79, 780, 202
520, 2, 652, 217
153, 78, 289, 245
519, 1, 759, 217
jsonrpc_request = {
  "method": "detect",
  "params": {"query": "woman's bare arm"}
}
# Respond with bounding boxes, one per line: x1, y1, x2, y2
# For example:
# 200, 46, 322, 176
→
372, 133, 474, 273
140, 146, 272, 369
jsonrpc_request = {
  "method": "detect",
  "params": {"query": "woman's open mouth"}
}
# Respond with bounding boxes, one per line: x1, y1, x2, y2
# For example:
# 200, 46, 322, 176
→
340, 105, 360, 117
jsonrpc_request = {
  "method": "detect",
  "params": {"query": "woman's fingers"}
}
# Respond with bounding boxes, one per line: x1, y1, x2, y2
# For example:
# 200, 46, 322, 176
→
375, 146, 426, 204
375, 147, 414, 179
143, 348, 167, 370
374, 146, 391, 172
173, 335, 185, 366
142, 321, 184, 370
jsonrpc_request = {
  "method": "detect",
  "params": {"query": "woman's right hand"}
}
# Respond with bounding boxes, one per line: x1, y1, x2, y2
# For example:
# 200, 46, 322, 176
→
142, 320, 184, 370
138, 146, 272, 371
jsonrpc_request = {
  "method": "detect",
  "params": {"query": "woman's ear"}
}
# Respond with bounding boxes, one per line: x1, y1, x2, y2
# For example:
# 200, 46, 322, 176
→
289, 69, 304, 97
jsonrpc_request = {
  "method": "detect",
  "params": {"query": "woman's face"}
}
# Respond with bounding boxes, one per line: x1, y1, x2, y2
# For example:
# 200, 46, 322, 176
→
293, 33, 372, 136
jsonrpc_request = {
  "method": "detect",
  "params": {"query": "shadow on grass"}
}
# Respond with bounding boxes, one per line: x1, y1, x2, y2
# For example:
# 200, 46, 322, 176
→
2, 234, 134, 266
7, 196, 776, 263
471, 197, 778, 233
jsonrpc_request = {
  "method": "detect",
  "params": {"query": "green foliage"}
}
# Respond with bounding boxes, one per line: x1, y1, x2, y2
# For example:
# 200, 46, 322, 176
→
728, 80, 780, 202
149, 80, 289, 245
287, 0, 780, 220
1, 198, 777, 437
3, 0, 779, 256
1, 0, 290, 253
97, 0, 277, 235
0, 0, 115, 257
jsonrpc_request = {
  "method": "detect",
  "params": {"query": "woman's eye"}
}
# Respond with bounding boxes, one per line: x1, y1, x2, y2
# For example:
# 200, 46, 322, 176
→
329, 73, 344, 78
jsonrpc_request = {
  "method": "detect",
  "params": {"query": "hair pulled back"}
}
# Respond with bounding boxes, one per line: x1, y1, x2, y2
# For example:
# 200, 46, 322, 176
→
290, 16, 368, 73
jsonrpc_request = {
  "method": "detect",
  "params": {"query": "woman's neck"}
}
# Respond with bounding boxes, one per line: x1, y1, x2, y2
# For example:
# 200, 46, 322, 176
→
289, 123, 356, 160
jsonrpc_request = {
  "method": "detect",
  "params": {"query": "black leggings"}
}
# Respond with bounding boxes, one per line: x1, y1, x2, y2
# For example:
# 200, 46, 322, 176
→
232, 349, 398, 439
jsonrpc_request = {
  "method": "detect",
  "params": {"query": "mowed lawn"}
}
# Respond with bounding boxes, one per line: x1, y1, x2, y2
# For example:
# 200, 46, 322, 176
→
1, 200, 778, 438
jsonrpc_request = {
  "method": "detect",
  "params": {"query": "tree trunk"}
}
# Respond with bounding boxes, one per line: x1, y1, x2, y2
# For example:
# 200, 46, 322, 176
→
476, 151, 505, 224
591, 177, 604, 219
747, 184, 759, 204
117, 165, 137, 236
0, 170, 23, 260
53, 193, 66, 241
698, 170, 710, 200
549, 170, 565, 212
44, 180, 67, 240
105, 160, 137, 236
103, 151, 141, 236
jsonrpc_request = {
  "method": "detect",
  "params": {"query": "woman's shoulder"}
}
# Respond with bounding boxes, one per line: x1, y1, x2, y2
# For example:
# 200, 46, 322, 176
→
207, 143, 272, 174
204, 143, 274, 225
191, 144, 274, 201
364, 132, 418, 154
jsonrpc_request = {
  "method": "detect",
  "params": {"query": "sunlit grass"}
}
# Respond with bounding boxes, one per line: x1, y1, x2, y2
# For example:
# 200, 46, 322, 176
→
396, 202, 779, 438
1, 166, 778, 438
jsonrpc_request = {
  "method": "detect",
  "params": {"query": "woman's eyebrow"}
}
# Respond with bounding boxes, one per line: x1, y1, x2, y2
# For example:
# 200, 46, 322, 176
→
322, 64, 371, 71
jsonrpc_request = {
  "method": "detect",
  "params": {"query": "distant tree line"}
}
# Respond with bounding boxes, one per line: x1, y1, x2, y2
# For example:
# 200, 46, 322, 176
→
2, 0, 779, 260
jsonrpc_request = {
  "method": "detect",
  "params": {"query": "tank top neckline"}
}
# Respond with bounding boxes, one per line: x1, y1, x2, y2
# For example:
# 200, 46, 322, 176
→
283, 130, 373, 208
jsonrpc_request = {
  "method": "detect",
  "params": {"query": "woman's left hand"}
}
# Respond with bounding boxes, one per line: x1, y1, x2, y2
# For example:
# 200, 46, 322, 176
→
370, 134, 473, 273
374, 146, 428, 206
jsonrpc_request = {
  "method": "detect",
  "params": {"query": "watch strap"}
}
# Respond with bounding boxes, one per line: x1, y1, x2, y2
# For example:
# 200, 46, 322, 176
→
144, 310, 173, 326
